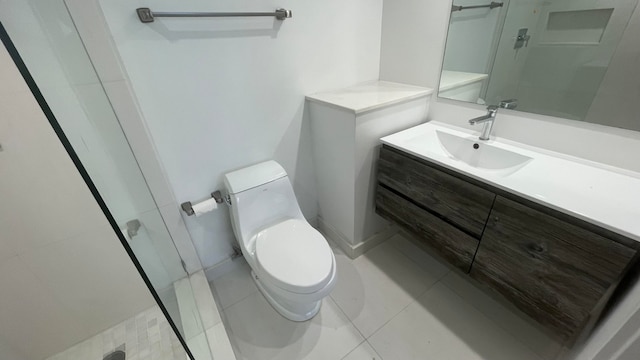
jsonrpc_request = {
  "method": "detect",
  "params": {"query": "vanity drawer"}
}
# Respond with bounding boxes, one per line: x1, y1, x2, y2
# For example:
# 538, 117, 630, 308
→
376, 185, 479, 272
470, 196, 636, 341
378, 145, 494, 238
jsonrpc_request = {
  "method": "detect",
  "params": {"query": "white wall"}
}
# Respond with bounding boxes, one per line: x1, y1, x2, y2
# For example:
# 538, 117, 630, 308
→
98, 0, 384, 269
0, 42, 153, 360
379, 0, 450, 87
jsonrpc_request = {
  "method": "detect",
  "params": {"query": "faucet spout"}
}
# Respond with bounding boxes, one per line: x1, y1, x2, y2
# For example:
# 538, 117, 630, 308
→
468, 114, 494, 125
469, 105, 498, 141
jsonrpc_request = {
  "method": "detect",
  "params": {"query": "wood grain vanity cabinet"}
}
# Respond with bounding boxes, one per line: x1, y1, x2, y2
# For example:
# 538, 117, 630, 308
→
375, 144, 640, 344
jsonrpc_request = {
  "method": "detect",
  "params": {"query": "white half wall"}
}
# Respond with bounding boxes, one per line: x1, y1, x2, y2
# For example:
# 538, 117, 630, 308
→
97, 0, 385, 269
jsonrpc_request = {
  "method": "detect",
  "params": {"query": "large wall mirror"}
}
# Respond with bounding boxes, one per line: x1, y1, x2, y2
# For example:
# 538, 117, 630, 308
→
438, 0, 640, 132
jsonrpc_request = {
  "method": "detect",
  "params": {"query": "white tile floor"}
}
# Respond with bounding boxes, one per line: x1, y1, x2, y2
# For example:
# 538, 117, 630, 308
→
210, 234, 563, 360
46, 305, 187, 360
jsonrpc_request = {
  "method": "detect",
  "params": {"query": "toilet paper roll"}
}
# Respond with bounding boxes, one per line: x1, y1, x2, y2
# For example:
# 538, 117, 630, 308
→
192, 198, 218, 217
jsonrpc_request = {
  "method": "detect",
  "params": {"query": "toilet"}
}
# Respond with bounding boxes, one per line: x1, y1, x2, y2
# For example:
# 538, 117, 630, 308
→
223, 160, 337, 321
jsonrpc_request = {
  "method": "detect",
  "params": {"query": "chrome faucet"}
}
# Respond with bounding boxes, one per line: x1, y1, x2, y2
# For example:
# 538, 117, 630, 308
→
469, 105, 498, 141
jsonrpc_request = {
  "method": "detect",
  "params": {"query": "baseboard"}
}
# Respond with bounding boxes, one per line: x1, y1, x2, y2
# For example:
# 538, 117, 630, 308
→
353, 225, 398, 257
315, 216, 398, 259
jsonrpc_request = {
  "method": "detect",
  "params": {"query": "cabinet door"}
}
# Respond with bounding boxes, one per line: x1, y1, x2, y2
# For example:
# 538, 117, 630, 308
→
470, 196, 636, 341
376, 185, 479, 272
378, 146, 494, 238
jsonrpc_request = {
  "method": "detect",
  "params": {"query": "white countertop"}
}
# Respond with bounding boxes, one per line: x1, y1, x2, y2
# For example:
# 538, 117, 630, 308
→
306, 81, 433, 114
381, 121, 640, 242
439, 71, 489, 92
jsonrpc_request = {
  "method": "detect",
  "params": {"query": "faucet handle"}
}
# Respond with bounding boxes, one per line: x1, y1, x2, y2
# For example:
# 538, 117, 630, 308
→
499, 99, 518, 109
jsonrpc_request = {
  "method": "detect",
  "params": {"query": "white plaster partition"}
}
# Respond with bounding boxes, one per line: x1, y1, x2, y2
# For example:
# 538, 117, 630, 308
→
307, 81, 432, 257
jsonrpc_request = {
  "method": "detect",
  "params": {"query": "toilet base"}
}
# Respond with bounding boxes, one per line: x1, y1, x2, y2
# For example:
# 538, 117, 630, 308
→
251, 271, 322, 322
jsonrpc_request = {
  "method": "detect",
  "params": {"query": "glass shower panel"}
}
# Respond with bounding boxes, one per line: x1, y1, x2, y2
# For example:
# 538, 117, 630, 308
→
0, 0, 208, 356
0, 35, 192, 360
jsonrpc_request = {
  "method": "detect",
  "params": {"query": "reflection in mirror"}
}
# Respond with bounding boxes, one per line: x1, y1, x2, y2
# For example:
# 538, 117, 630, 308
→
439, 0, 640, 131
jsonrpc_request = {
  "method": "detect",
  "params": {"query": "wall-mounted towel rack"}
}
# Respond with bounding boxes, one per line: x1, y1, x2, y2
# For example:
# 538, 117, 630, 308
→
136, 7, 292, 23
451, 2, 503, 12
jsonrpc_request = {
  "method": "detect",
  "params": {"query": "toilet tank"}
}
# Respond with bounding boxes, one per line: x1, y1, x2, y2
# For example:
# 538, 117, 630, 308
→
224, 161, 304, 242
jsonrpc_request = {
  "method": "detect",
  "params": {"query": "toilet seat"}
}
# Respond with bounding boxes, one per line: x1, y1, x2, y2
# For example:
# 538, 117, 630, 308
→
255, 219, 334, 294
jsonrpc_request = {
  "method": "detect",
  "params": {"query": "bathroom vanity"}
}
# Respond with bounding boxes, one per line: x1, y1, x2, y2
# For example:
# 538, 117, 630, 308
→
375, 122, 640, 345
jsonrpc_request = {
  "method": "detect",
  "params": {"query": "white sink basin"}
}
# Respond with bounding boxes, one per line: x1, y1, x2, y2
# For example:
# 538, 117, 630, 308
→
436, 130, 533, 175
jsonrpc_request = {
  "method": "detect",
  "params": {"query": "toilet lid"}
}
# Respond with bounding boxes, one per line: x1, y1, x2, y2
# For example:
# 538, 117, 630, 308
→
255, 219, 334, 294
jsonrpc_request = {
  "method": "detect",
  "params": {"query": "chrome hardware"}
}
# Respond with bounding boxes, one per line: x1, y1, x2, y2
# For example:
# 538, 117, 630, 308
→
514, 28, 531, 49
136, 7, 292, 23
469, 105, 499, 141
452, 2, 503, 12
180, 190, 227, 216
125, 219, 141, 239
212, 190, 223, 204
180, 202, 196, 216
499, 99, 518, 110
136, 8, 154, 23
274, 9, 292, 20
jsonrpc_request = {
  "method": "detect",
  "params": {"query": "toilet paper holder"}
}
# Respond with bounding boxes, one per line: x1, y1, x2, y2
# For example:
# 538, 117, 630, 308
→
181, 190, 226, 216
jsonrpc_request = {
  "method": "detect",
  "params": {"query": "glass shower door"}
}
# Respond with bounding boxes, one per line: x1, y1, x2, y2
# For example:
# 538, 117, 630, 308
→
0, 0, 210, 358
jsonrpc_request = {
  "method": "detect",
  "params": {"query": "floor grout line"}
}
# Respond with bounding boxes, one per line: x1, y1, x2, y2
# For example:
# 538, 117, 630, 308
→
333, 235, 452, 344
209, 271, 259, 312
338, 339, 368, 360
45, 305, 186, 360
329, 292, 368, 342
438, 278, 550, 360
213, 232, 544, 360
219, 288, 259, 312
386, 237, 551, 360
366, 273, 449, 345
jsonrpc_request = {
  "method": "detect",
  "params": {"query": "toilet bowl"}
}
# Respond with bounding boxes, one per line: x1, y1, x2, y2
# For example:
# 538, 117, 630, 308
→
224, 160, 336, 321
